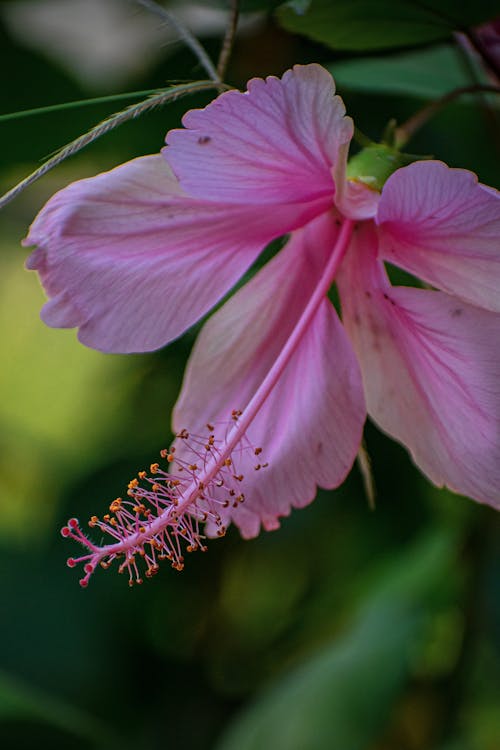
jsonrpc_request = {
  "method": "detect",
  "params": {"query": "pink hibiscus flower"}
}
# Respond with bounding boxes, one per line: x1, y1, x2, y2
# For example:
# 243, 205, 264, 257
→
25, 64, 500, 586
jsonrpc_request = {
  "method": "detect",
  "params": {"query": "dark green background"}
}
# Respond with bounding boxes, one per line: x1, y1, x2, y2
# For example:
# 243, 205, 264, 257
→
0, 1, 499, 748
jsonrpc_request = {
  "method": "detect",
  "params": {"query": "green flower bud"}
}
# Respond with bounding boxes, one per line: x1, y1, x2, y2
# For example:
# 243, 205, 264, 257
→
347, 144, 429, 192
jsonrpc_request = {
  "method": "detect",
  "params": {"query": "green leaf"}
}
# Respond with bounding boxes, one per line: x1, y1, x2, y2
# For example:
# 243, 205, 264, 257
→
329, 44, 489, 99
216, 532, 455, 750
276, 0, 500, 51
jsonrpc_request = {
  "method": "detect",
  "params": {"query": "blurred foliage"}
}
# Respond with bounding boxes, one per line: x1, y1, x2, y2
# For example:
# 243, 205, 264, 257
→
277, 0, 500, 50
217, 532, 456, 750
0, 1, 499, 750
328, 44, 489, 99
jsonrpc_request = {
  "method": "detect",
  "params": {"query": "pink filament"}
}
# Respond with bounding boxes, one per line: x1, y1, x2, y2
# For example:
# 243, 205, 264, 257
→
62, 219, 354, 587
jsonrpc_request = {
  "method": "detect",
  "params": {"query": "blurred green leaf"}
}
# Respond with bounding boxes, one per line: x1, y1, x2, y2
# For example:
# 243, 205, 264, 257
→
0, 231, 130, 540
0, 670, 118, 748
330, 44, 489, 99
276, 0, 500, 51
216, 532, 454, 750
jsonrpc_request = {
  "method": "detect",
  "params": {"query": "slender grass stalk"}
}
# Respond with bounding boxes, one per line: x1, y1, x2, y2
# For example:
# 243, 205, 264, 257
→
0, 80, 227, 210
0, 89, 170, 123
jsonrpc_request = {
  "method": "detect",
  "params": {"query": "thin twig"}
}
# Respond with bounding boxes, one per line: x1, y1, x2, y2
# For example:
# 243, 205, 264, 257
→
136, 0, 220, 82
217, 0, 240, 80
0, 81, 224, 210
395, 84, 500, 148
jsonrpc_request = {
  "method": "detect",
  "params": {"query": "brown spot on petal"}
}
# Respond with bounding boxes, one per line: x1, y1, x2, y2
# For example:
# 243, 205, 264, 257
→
197, 136, 211, 145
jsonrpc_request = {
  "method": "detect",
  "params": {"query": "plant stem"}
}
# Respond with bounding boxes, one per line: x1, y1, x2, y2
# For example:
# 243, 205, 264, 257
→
217, 0, 240, 80
395, 84, 500, 148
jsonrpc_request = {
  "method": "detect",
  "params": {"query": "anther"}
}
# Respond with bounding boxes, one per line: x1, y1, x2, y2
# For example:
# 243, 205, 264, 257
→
62, 413, 268, 587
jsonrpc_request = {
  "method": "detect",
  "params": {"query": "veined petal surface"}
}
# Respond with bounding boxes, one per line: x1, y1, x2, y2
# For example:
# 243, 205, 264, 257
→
377, 161, 500, 312
25, 155, 327, 353
173, 212, 366, 538
165, 64, 353, 205
339, 224, 500, 510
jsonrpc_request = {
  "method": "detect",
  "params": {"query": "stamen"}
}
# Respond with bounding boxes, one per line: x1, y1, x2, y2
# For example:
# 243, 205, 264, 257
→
62, 220, 355, 589
61, 413, 267, 587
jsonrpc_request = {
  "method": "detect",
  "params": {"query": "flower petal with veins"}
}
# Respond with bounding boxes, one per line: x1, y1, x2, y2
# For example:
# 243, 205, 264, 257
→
377, 160, 500, 312
174, 213, 366, 537
165, 64, 353, 205
25, 154, 329, 353
339, 223, 500, 509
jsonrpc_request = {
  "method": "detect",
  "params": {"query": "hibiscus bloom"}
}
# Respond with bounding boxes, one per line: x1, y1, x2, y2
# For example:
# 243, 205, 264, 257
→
25, 64, 500, 586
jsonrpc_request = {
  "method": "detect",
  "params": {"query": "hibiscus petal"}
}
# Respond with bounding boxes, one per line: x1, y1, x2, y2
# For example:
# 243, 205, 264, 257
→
333, 142, 381, 220
377, 160, 500, 312
164, 64, 353, 205
173, 212, 366, 538
25, 155, 327, 353
338, 224, 500, 510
